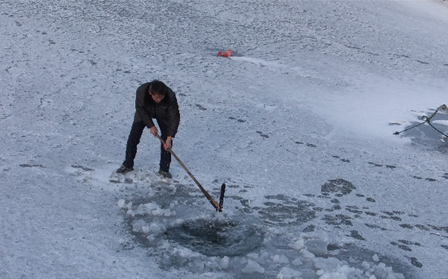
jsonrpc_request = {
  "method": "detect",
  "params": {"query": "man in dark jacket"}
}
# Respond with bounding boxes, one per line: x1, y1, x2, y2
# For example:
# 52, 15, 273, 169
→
117, 80, 180, 178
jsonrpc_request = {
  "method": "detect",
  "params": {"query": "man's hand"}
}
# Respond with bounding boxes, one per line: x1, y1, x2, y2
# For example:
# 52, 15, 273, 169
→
164, 136, 172, 151
150, 126, 158, 137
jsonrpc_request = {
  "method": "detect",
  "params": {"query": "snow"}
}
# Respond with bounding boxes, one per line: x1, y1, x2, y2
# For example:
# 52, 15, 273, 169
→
1, 0, 448, 279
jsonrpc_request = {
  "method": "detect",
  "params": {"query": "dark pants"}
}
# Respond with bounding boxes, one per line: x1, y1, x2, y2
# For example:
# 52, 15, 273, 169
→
122, 122, 172, 172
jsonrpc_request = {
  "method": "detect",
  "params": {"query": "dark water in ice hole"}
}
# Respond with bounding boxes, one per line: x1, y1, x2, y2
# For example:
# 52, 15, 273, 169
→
165, 217, 264, 257
124, 182, 266, 257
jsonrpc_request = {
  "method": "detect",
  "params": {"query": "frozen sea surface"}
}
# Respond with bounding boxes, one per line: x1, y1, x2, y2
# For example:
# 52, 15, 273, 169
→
1, 0, 448, 278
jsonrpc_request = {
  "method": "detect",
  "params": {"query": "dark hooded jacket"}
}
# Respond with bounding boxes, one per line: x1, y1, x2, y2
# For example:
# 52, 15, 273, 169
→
134, 82, 180, 137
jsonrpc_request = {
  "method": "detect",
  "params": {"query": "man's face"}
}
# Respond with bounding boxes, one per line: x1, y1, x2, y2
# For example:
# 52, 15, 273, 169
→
149, 92, 164, 103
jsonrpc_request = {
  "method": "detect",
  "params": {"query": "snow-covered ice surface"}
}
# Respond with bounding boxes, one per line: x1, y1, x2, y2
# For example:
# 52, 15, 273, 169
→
1, 0, 448, 278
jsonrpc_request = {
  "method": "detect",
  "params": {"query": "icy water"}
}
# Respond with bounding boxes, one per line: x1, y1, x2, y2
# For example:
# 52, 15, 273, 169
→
113, 171, 418, 279
166, 217, 264, 257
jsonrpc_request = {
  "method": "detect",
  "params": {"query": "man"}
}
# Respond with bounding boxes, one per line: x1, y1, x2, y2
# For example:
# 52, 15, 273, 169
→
117, 80, 180, 178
